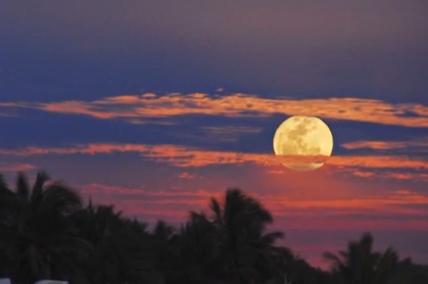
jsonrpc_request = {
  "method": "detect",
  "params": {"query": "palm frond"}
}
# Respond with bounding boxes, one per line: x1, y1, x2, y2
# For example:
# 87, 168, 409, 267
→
16, 172, 30, 201
210, 198, 222, 224
31, 171, 50, 207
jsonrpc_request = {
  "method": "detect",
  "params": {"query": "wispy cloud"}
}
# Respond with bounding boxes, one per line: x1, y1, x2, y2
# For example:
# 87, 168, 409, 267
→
0, 163, 36, 173
327, 156, 427, 171
80, 183, 215, 200
0, 143, 426, 176
79, 183, 220, 221
178, 172, 198, 180
79, 183, 428, 230
267, 189, 428, 216
200, 126, 263, 143
350, 170, 428, 183
3, 93, 428, 127
342, 138, 428, 151
81, 184, 428, 213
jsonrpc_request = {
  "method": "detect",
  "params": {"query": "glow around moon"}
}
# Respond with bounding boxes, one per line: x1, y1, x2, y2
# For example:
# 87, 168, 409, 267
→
273, 116, 334, 170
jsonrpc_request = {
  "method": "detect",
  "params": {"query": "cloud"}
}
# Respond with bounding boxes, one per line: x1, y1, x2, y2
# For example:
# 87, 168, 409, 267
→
80, 184, 428, 214
79, 183, 220, 221
80, 183, 215, 200
268, 189, 428, 212
0, 163, 36, 173
3, 93, 428, 127
200, 126, 263, 143
342, 138, 428, 150
328, 156, 427, 170
349, 170, 428, 183
79, 183, 428, 231
0, 103, 21, 117
0, 143, 427, 176
264, 189, 428, 231
178, 172, 197, 180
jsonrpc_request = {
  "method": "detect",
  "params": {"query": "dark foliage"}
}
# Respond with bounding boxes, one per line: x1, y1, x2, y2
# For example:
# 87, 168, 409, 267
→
0, 172, 427, 284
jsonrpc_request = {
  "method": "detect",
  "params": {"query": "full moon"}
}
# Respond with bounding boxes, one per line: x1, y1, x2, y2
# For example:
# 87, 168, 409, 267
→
273, 116, 334, 170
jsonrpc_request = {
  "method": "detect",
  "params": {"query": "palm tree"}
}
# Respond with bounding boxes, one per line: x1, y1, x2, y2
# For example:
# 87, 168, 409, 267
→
73, 203, 153, 284
208, 189, 285, 284
167, 212, 218, 283
323, 233, 398, 284
0, 172, 90, 284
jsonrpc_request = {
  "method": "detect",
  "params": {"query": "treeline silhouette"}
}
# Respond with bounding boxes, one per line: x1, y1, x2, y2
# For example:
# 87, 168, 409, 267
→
0, 172, 427, 284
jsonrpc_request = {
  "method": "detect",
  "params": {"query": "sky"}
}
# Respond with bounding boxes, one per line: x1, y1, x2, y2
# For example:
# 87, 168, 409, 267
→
1, 0, 428, 267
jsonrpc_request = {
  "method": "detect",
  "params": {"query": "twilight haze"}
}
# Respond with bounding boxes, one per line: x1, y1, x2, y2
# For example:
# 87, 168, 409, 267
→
1, 0, 428, 267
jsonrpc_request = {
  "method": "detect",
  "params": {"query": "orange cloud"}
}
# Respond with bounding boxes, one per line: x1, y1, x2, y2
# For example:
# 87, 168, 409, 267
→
0, 143, 427, 174
3, 93, 428, 127
342, 138, 428, 150
327, 155, 428, 170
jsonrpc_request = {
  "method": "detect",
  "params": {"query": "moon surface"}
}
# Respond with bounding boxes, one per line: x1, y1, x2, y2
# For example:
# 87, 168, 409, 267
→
273, 116, 334, 170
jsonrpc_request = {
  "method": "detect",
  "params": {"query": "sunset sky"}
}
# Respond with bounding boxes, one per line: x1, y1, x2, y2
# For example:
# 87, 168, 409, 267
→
1, 0, 427, 267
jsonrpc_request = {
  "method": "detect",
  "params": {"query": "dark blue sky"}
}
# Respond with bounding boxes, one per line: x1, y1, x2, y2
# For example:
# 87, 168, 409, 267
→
1, 0, 428, 103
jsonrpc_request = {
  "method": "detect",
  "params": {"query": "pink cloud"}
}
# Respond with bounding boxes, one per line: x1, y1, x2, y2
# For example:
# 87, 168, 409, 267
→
0, 163, 36, 173
77, 183, 428, 231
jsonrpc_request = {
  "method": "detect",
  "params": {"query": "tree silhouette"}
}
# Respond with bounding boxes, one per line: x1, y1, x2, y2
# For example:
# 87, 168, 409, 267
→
0, 172, 89, 284
167, 212, 219, 283
1, 171, 427, 284
324, 233, 398, 284
208, 189, 285, 284
73, 203, 152, 284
